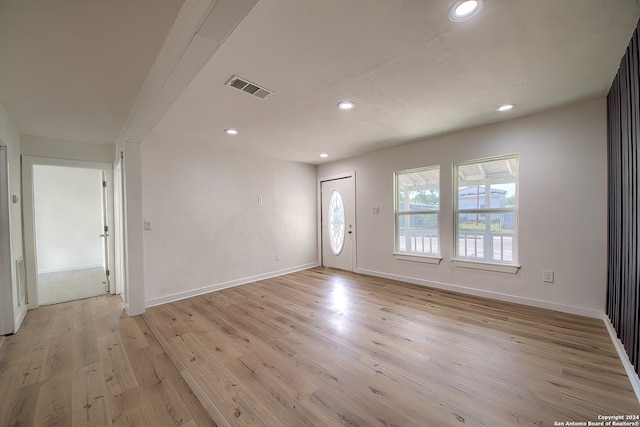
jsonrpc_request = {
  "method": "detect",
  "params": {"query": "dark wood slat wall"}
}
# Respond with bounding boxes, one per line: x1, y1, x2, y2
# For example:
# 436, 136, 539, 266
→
607, 20, 640, 377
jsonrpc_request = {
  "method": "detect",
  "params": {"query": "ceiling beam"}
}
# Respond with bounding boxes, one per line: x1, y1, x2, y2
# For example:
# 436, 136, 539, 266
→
117, 0, 258, 147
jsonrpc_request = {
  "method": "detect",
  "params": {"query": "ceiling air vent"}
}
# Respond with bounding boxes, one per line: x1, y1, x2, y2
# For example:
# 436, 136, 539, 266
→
226, 75, 272, 99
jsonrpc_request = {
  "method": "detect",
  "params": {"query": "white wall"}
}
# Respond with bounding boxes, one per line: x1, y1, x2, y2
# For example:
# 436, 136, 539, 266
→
22, 134, 115, 163
0, 99, 25, 332
318, 98, 608, 316
141, 134, 318, 306
33, 165, 104, 273
123, 142, 145, 315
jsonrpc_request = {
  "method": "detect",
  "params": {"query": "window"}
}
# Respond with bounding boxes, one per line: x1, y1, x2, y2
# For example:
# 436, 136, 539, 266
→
454, 155, 518, 264
394, 166, 440, 256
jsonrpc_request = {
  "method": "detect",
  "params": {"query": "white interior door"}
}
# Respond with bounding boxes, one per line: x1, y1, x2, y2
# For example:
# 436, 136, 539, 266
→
321, 175, 355, 271
101, 171, 111, 292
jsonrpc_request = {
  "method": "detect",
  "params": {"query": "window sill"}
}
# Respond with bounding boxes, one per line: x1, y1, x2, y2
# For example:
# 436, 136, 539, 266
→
394, 253, 442, 265
451, 258, 520, 274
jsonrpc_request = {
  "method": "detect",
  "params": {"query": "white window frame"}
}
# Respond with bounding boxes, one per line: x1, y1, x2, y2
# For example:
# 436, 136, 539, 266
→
453, 154, 519, 273
393, 165, 441, 263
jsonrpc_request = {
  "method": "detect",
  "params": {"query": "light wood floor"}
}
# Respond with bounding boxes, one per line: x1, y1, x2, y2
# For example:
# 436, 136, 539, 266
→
3, 268, 639, 426
0, 294, 215, 426
39, 267, 107, 305
145, 267, 640, 427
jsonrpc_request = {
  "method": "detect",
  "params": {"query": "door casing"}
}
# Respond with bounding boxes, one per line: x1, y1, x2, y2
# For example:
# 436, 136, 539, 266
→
0, 144, 15, 334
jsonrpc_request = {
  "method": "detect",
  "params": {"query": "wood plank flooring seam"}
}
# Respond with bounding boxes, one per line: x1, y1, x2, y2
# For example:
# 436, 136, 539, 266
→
142, 313, 231, 427
0, 295, 216, 426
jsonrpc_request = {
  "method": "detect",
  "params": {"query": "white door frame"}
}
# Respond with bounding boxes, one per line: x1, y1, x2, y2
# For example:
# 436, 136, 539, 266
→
100, 170, 111, 292
317, 171, 357, 270
113, 153, 126, 298
22, 156, 115, 309
0, 144, 14, 334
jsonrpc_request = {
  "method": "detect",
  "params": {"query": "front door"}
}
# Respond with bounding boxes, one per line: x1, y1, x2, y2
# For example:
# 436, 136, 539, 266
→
321, 175, 355, 271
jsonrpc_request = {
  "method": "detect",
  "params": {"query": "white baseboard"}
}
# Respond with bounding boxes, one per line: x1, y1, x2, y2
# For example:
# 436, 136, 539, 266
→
145, 262, 319, 308
602, 315, 640, 404
355, 267, 603, 319
38, 263, 104, 274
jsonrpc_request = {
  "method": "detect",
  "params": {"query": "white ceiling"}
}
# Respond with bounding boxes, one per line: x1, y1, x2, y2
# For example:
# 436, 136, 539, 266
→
0, 0, 184, 144
1, 0, 639, 164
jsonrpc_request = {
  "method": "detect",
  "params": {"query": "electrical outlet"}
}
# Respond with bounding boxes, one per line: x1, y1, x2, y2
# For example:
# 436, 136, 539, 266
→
543, 270, 554, 283
276, 252, 281, 261
372, 206, 380, 214
257, 196, 263, 204
143, 221, 152, 230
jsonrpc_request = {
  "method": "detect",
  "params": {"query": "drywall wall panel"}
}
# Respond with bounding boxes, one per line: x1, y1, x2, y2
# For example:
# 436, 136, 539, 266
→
123, 142, 146, 315
21, 135, 115, 163
141, 133, 317, 305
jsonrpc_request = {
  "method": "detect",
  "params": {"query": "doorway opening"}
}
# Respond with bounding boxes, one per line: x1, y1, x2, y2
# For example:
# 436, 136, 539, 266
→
22, 157, 116, 308
33, 165, 107, 305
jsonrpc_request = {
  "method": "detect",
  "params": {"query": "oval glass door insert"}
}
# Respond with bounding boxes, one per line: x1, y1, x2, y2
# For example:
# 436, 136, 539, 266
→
328, 190, 345, 255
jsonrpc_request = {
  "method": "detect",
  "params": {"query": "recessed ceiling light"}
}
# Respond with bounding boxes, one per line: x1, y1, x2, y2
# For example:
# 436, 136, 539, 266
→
497, 104, 515, 112
320, 153, 329, 158
337, 100, 355, 110
449, 0, 482, 22
224, 128, 238, 135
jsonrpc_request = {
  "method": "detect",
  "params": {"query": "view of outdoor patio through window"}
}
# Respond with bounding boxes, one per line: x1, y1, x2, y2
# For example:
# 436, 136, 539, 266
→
394, 156, 517, 264
395, 166, 440, 256
455, 156, 518, 263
